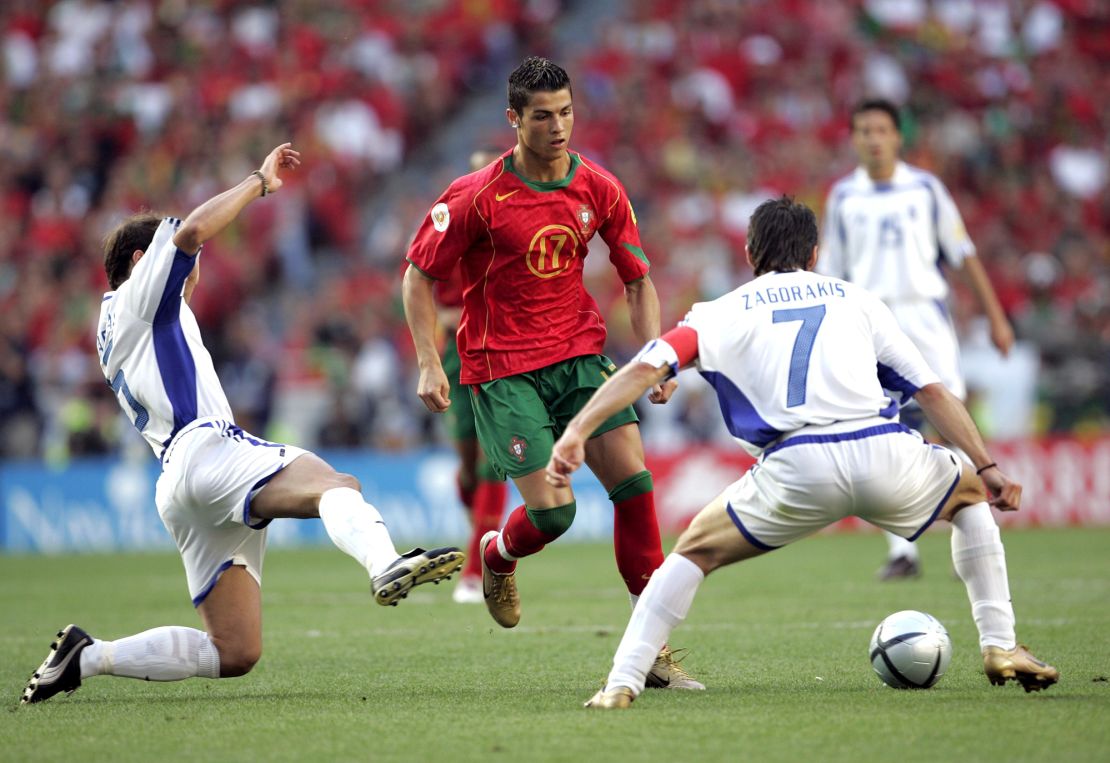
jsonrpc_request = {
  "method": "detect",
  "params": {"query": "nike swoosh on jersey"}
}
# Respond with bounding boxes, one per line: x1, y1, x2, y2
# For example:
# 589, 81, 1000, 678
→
495, 190, 520, 201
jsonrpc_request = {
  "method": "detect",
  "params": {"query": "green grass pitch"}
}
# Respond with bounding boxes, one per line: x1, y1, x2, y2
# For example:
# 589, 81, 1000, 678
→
3, 527, 1108, 762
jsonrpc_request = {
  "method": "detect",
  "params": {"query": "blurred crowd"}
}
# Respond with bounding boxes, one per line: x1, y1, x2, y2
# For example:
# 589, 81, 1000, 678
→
0, 0, 1106, 462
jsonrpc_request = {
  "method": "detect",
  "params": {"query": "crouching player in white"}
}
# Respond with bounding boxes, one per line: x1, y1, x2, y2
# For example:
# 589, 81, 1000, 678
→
546, 197, 1057, 709
21, 144, 464, 705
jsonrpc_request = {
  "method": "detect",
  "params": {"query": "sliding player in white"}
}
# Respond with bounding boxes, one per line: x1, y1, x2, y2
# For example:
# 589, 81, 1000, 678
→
818, 98, 1014, 580
22, 144, 463, 705
547, 197, 1056, 709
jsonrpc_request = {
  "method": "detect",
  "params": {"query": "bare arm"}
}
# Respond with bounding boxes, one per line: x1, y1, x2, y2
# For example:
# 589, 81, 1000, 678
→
914, 382, 1020, 510
183, 258, 200, 305
546, 360, 670, 487
173, 143, 300, 254
624, 275, 677, 404
958, 255, 1014, 357
402, 264, 451, 412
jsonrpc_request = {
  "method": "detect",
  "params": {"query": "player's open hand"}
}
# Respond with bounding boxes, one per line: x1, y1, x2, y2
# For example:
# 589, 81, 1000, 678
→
259, 143, 301, 193
980, 466, 1021, 512
416, 365, 451, 413
648, 378, 678, 404
546, 432, 585, 488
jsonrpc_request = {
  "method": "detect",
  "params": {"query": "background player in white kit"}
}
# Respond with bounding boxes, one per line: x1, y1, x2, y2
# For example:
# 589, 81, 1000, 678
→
22, 143, 464, 705
818, 98, 1015, 580
546, 197, 1057, 709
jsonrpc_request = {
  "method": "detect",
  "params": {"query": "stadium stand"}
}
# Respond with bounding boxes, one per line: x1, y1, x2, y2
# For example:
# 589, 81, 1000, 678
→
0, 0, 1106, 461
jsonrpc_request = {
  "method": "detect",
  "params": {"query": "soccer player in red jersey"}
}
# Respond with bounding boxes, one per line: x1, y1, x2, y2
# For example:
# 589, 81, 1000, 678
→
439, 150, 510, 604
403, 57, 703, 689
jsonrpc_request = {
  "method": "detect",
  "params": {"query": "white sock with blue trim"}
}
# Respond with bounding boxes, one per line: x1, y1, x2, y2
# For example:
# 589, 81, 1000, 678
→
319, 487, 398, 578
80, 627, 219, 680
951, 502, 1016, 650
606, 554, 704, 695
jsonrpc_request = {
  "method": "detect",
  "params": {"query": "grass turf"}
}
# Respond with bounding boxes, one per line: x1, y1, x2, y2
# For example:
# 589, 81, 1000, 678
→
2, 527, 1108, 762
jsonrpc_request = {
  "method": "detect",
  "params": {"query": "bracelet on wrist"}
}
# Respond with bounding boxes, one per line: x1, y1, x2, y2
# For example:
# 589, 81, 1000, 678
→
250, 169, 269, 197
975, 462, 997, 475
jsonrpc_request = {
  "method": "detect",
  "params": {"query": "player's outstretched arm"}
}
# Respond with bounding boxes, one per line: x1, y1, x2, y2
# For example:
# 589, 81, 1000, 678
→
624, 276, 677, 404
402, 265, 451, 413
914, 382, 1021, 511
959, 255, 1014, 357
546, 360, 670, 487
173, 143, 301, 254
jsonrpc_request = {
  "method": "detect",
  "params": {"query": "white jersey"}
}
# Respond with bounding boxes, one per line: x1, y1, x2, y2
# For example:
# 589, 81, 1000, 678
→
96, 218, 233, 460
817, 161, 974, 304
664, 270, 940, 456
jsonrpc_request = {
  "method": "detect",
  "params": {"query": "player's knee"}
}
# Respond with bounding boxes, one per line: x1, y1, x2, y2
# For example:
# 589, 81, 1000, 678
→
526, 502, 576, 538
330, 472, 361, 493
218, 643, 262, 678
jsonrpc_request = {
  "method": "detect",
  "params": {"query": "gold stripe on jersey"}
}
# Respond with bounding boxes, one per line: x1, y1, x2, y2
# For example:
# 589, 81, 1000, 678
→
578, 155, 622, 223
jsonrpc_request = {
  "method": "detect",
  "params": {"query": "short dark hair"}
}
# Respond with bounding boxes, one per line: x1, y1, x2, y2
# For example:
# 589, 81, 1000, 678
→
851, 98, 901, 132
103, 212, 162, 289
508, 56, 571, 116
747, 196, 818, 277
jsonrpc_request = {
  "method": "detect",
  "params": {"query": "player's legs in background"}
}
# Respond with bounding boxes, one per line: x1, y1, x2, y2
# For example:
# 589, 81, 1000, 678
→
940, 464, 1058, 690
449, 380, 508, 602
588, 492, 767, 708
252, 453, 463, 604
455, 447, 507, 603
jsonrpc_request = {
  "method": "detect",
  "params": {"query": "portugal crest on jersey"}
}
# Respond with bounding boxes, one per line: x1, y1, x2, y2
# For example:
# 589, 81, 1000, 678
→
508, 436, 528, 463
577, 205, 595, 237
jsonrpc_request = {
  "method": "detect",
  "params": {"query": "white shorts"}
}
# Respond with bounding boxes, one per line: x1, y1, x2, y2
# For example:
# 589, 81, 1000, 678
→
725, 419, 962, 549
890, 300, 965, 400
155, 417, 308, 606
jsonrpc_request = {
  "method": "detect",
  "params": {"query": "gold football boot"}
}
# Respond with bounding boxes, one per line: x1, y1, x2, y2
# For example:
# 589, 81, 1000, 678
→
480, 531, 521, 628
584, 686, 635, 709
983, 644, 1059, 692
645, 646, 706, 690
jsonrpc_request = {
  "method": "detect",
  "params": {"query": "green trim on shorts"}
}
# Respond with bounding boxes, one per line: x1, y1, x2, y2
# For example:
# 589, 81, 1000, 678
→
471, 355, 639, 480
607, 470, 653, 503
525, 502, 577, 536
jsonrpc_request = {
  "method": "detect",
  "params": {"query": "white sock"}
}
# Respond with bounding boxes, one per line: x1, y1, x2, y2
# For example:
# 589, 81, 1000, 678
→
80, 627, 220, 681
606, 554, 704, 695
319, 487, 399, 577
885, 530, 918, 560
951, 502, 1016, 650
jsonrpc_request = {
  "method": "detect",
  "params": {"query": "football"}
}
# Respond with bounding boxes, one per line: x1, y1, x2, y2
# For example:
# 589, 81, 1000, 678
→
869, 610, 952, 689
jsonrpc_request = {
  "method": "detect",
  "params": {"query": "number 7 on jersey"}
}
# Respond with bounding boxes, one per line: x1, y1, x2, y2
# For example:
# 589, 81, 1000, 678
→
772, 305, 826, 408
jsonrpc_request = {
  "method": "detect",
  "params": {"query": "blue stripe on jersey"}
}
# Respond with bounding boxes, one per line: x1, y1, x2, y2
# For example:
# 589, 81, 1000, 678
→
153, 249, 200, 439
877, 362, 920, 400
762, 422, 912, 457
699, 370, 782, 447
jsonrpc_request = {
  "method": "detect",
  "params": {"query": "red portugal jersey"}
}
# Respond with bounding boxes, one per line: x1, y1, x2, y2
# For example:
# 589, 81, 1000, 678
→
407, 150, 650, 384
